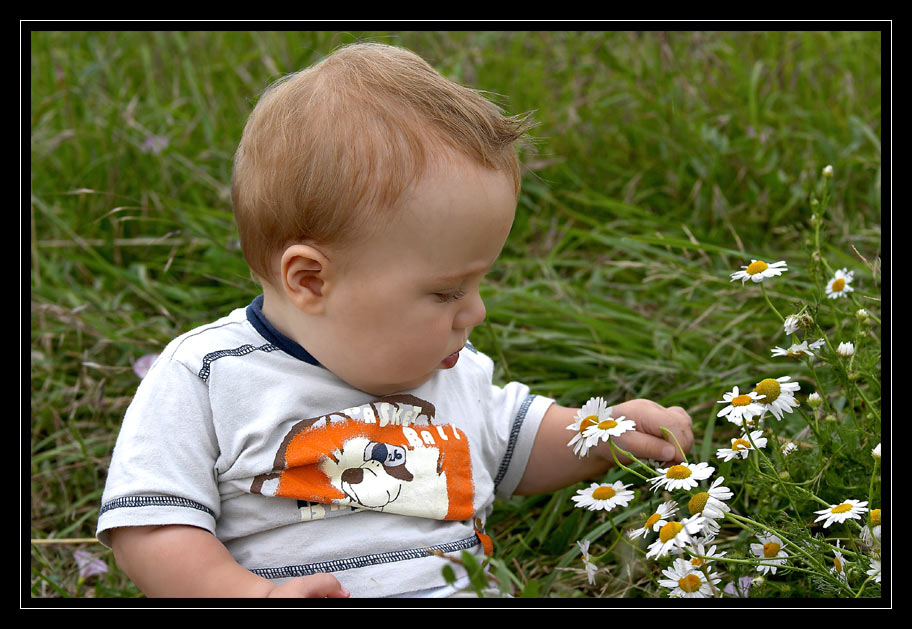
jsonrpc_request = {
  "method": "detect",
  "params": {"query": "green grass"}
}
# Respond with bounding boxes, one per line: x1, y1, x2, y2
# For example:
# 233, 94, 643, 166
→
29, 29, 883, 599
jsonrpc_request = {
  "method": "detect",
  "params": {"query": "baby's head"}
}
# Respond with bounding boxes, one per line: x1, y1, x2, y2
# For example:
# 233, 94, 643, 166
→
232, 41, 532, 284
231, 42, 533, 395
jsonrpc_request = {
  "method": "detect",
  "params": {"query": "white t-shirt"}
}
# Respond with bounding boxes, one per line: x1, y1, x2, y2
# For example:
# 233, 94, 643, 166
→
96, 296, 553, 597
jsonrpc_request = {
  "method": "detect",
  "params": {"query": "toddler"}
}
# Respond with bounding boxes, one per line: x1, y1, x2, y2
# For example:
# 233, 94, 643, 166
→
97, 42, 693, 598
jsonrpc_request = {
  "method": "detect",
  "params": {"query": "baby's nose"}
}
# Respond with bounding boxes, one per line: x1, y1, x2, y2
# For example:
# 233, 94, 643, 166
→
456, 292, 486, 330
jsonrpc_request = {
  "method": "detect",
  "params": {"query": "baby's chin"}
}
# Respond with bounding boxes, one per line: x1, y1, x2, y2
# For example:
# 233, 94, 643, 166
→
355, 371, 437, 398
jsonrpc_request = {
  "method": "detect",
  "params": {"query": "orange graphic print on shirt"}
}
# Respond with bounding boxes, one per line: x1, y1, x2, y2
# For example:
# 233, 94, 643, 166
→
250, 395, 474, 521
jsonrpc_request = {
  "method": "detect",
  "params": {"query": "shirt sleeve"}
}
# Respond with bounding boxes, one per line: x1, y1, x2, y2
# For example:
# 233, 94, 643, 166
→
462, 345, 554, 501
96, 351, 221, 548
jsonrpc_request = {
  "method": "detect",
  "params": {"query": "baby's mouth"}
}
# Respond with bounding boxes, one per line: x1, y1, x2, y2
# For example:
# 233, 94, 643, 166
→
440, 350, 460, 369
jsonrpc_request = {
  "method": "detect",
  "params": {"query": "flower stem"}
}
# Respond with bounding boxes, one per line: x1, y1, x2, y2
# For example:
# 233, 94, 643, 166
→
759, 283, 785, 324
607, 440, 655, 482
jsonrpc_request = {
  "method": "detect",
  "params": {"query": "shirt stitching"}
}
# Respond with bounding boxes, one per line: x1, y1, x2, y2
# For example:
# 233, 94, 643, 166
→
99, 495, 215, 517
250, 535, 481, 579
197, 343, 280, 382
493, 394, 536, 490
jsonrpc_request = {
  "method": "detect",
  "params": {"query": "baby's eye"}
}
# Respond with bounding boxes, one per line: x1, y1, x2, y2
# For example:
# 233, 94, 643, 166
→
434, 289, 466, 303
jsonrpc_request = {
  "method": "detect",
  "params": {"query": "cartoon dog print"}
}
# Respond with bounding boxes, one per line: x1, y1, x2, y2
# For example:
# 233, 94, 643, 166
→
250, 395, 474, 521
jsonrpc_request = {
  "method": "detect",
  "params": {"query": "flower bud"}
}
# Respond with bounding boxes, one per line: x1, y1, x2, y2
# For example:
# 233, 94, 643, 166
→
807, 392, 822, 409
822, 164, 834, 178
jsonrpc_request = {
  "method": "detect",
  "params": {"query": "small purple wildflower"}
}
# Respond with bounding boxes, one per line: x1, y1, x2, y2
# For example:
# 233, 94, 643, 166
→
723, 576, 754, 598
141, 134, 169, 155
132, 353, 159, 379
74, 549, 109, 580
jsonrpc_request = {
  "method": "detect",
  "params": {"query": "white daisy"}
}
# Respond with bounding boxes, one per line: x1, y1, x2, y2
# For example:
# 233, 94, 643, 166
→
750, 534, 789, 575
628, 500, 678, 540
837, 341, 855, 357
825, 268, 855, 299
781, 441, 798, 456
730, 259, 788, 284
581, 412, 636, 448
686, 540, 727, 571
860, 526, 880, 550
872, 442, 881, 461
658, 557, 720, 598
717, 386, 766, 426
576, 539, 598, 585
814, 499, 869, 528
783, 315, 801, 335
753, 376, 800, 421
717, 430, 767, 462
866, 557, 881, 583
870, 508, 882, 542
861, 510, 882, 549
687, 476, 733, 521
771, 339, 825, 358
566, 397, 613, 457
830, 541, 848, 581
646, 515, 706, 559
649, 461, 715, 492
571, 480, 635, 512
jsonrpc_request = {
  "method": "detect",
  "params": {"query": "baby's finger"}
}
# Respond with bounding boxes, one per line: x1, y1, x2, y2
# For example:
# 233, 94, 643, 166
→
293, 573, 351, 598
611, 430, 678, 464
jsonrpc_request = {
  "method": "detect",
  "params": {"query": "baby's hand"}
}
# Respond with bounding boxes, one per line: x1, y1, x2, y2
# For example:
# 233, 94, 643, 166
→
607, 399, 693, 465
266, 573, 351, 598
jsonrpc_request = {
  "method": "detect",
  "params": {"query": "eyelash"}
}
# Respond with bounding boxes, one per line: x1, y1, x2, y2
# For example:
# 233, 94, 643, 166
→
434, 288, 466, 303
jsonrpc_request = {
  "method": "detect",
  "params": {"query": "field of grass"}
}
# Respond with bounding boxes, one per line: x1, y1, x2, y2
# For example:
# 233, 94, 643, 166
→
28, 29, 884, 600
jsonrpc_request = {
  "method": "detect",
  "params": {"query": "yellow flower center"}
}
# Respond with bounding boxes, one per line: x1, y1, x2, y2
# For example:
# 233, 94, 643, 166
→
831, 503, 853, 514
678, 573, 702, 593
688, 492, 709, 515
762, 542, 781, 558
871, 509, 881, 526
753, 378, 781, 404
659, 521, 684, 543
747, 260, 769, 275
591, 486, 617, 500
644, 512, 662, 529
597, 419, 618, 430
666, 465, 692, 479
731, 394, 753, 407
786, 349, 805, 357
579, 415, 599, 435
831, 278, 845, 292
691, 557, 705, 568
834, 556, 843, 573
731, 438, 752, 451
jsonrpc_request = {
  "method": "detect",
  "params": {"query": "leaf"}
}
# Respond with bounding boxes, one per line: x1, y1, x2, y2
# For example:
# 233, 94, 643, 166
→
520, 579, 541, 598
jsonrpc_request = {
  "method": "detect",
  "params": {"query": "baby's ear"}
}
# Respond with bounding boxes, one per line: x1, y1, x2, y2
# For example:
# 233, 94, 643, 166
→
280, 244, 330, 313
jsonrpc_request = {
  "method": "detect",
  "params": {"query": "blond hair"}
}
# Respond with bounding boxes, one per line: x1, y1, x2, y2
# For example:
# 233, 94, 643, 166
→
231, 42, 534, 282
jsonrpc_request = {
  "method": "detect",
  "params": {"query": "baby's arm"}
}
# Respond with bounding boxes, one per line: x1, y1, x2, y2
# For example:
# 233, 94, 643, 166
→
110, 525, 350, 598
514, 398, 693, 495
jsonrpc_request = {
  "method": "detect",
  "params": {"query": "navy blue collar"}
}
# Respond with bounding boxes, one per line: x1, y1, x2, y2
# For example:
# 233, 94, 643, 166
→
246, 295, 322, 367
